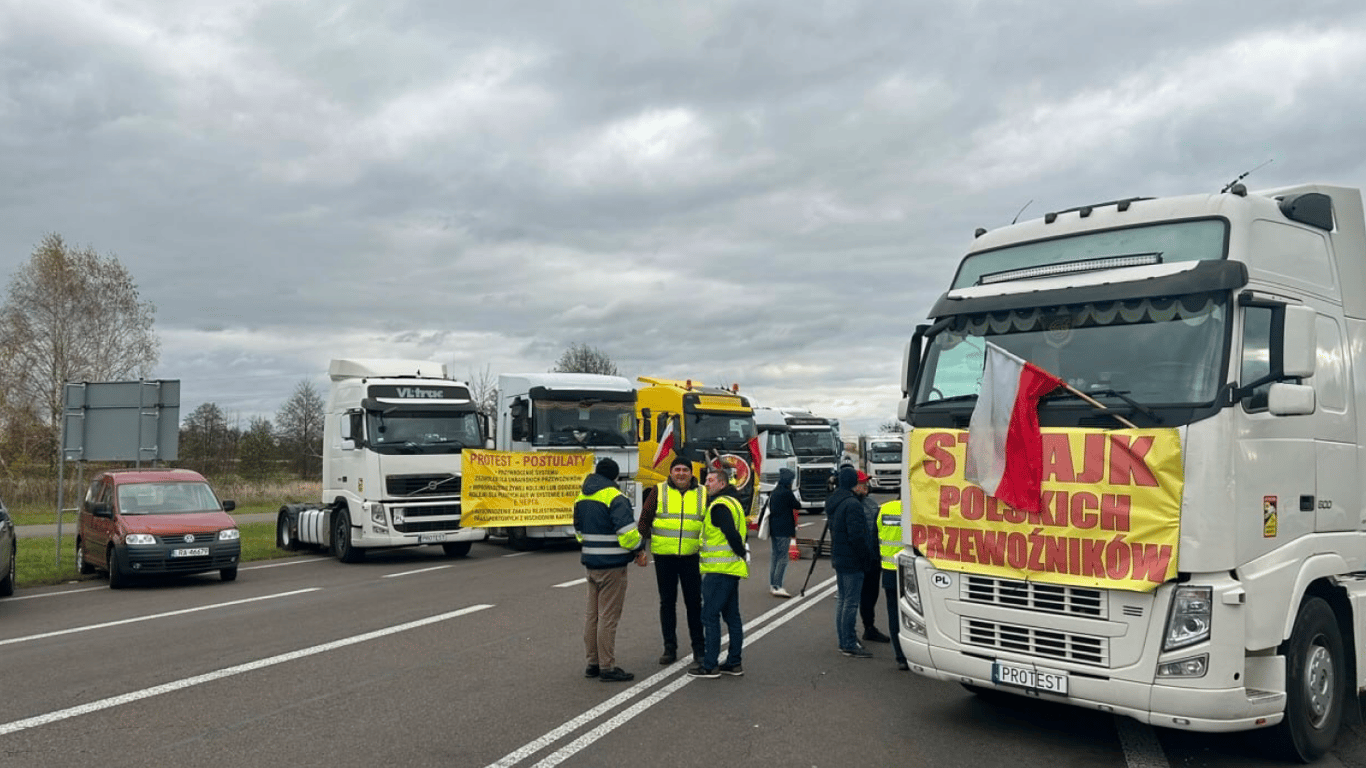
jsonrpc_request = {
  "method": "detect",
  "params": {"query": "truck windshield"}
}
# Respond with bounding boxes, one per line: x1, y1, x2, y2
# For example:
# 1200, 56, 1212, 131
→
531, 399, 636, 447
685, 412, 757, 453
867, 442, 902, 462
368, 409, 482, 454
763, 430, 795, 459
791, 429, 840, 457
916, 291, 1228, 417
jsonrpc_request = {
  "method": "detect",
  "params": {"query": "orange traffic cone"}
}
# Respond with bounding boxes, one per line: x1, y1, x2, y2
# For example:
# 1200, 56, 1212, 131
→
789, 538, 800, 561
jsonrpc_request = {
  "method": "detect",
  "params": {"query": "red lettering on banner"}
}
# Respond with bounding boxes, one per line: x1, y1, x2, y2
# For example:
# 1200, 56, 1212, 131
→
1077, 433, 1106, 483
938, 486, 959, 519
978, 531, 1007, 566
1081, 538, 1105, 577
924, 525, 945, 557
1131, 542, 1173, 583
961, 485, 985, 520
911, 524, 928, 548
922, 432, 958, 478
1069, 492, 1098, 529
1041, 433, 1075, 482
1109, 435, 1157, 487
1100, 494, 1132, 531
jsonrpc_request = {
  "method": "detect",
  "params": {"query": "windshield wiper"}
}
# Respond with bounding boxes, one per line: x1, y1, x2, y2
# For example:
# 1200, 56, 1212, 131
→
1044, 388, 1156, 425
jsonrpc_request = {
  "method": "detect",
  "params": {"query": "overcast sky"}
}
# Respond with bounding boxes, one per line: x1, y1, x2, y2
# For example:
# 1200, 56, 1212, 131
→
3, 0, 1365, 438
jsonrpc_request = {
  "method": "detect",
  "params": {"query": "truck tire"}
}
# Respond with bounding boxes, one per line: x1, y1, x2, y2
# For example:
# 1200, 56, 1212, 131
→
277, 511, 298, 551
332, 508, 365, 563
0, 541, 14, 596
1269, 596, 1345, 762
76, 538, 95, 574
442, 541, 472, 557
221, 566, 238, 582
108, 547, 127, 589
508, 527, 541, 551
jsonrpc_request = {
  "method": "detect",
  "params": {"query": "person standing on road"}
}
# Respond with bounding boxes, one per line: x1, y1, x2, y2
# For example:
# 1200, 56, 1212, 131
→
877, 497, 909, 671
637, 456, 707, 665
574, 457, 646, 683
855, 472, 891, 644
826, 466, 875, 658
688, 462, 749, 679
766, 467, 799, 598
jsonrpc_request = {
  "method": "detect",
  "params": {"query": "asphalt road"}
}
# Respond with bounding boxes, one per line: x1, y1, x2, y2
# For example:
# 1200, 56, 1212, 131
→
6, 507, 1366, 767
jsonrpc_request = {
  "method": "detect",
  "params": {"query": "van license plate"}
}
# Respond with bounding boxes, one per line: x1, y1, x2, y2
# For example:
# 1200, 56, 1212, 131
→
992, 661, 1069, 695
171, 547, 210, 558
418, 533, 447, 543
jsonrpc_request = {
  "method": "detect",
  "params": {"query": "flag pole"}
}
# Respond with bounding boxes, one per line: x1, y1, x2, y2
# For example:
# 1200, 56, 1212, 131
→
1059, 382, 1138, 428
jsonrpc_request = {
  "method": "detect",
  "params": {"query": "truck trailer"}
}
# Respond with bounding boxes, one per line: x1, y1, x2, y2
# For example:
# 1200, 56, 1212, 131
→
276, 359, 488, 562
895, 182, 1366, 761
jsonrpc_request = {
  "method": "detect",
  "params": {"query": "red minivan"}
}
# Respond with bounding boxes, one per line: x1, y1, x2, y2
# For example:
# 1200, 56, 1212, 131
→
76, 468, 241, 588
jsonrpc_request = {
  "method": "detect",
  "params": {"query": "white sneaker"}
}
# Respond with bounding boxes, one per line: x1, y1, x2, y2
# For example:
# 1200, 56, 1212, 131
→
772, 587, 791, 598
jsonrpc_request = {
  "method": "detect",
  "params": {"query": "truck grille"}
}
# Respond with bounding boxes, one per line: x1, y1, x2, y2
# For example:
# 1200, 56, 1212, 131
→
962, 575, 1105, 618
392, 503, 463, 533
961, 618, 1109, 666
386, 474, 461, 497
798, 468, 831, 503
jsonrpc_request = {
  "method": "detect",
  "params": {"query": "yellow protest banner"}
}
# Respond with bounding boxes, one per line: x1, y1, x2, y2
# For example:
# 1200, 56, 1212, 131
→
462, 449, 594, 527
907, 427, 1182, 593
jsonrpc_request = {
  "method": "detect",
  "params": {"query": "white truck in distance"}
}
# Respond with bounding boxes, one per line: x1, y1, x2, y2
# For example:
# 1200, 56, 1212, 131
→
753, 406, 802, 508
493, 372, 640, 550
780, 409, 843, 506
896, 183, 1366, 762
858, 434, 903, 491
276, 359, 488, 562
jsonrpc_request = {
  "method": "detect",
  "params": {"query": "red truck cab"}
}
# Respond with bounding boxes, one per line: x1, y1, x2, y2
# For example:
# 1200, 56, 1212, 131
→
76, 468, 240, 588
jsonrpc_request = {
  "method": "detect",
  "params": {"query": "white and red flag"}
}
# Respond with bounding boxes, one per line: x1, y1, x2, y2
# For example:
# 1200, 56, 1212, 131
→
651, 418, 678, 469
965, 342, 1065, 513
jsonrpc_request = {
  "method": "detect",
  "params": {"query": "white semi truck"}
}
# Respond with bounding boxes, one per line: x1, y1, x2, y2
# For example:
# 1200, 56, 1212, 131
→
896, 182, 1366, 761
753, 406, 802, 508
857, 434, 903, 492
780, 409, 843, 506
276, 359, 488, 562
492, 372, 640, 550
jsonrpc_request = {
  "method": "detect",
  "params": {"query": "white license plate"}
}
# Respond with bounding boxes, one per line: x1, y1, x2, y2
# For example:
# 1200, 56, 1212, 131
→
418, 533, 447, 543
170, 547, 210, 558
991, 661, 1069, 695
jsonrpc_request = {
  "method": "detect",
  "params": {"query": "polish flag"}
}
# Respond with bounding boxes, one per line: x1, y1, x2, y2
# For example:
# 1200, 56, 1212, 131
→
747, 435, 763, 479
965, 342, 1064, 513
651, 418, 678, 469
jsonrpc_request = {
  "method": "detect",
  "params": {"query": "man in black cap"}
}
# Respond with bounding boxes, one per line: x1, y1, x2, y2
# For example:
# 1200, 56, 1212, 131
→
574, 457, 646, 682
636, 456, 707, 664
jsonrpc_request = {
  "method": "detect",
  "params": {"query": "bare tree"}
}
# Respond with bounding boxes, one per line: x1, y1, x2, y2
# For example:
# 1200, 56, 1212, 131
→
879, 421, 902, 433
276, 380, 325, 479
466, 364, 498, 419
553, 343, 620, 376
0, 233, 159, 465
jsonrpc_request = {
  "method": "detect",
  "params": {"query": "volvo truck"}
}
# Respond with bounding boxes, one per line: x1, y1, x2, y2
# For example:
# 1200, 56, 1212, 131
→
636, 377, 760, 515
895, 183, 1366, 761
754, 405, 802, 509
781, 409, 843, 506
276, 359, 488, 562
858, 434, 904, 492
492, 372, 640, 549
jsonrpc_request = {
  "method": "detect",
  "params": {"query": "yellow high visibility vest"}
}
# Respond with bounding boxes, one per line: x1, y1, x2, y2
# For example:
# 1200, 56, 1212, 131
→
575, 486, 642, 554
650, 482, 706, 556
878, 499, 903, 571
700, 495, 748, 578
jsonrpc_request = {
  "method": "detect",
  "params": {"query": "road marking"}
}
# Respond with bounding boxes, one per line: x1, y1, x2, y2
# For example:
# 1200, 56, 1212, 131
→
553, 578, 587, 588
0, 589, 322, 647
7, 586, 106, 601
503, 552, 533, 558
382, 565, 453, 578
243, 557, 331, 569
1116, 716, 1170, 768
488, 576, 838, 768
0, 603, 494, 736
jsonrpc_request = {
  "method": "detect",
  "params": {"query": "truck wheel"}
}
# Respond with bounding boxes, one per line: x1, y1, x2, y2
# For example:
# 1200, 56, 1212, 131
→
277, 512, 298, 551
0, 541, 14, 596
332, 508, 365, 563
1269, 596, 1345, 762
442, 542, 472, 558
76, 538, 95, 574
108, 547, 127, 590
221, 566, 238, 582
508, 527, 540, 551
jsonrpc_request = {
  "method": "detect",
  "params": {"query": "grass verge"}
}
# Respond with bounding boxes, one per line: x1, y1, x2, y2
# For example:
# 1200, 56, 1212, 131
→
15, 521, 301, 589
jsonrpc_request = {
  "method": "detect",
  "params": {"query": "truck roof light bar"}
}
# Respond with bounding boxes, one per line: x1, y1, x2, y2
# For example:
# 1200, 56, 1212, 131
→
1043, 196, 1153, 224
977, 253, 1163, 285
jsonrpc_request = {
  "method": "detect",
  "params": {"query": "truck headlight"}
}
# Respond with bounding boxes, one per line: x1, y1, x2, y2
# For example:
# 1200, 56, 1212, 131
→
367, 502, 387, 525
218, 529, 240, 541
1157, 654, 1209, 678
1163, 585, 1213, 650
898, 554, 923, 615
126, 534, 156, 545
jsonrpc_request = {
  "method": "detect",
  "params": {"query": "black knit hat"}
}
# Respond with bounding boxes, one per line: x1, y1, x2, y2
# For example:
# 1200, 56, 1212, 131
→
670, 456, 691, 470
595, 457, 620, 481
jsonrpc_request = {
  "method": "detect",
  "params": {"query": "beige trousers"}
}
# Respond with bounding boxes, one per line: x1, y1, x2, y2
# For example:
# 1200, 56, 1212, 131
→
584, 566, 629, 669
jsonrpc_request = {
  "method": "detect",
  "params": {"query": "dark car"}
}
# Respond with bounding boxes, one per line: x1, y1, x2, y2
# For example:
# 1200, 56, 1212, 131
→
76, 468, 240, 589
0, 495, 14, 597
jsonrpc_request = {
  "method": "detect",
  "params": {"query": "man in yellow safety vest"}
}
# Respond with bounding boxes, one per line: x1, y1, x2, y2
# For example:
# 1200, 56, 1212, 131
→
688, 461, 749, 679
637, 456, 707, 665
877, 498, 909, 671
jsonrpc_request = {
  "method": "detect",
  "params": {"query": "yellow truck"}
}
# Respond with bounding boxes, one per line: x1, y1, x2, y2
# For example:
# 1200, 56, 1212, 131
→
635, 377, 761, 515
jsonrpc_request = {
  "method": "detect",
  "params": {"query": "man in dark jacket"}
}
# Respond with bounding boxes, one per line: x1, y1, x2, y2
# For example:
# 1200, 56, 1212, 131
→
826, 466, 875, 657
574, 457, 645, 682
766, 467, 799, 598
855, 471, 891, 643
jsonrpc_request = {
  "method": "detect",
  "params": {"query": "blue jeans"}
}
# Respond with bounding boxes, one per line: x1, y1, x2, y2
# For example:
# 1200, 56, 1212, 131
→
834, 568, 864, 651
882, 569, 905, 663
701, 572, 743, 669
769, 536, 791, 589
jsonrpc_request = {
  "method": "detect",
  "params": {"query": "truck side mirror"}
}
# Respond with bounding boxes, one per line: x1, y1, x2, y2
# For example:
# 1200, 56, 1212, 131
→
902, 325, 926, 396
1280, 305, 1316, 379
510, 399, 529, 441
1268, 382, 1316, 416
638, 408, 652, 441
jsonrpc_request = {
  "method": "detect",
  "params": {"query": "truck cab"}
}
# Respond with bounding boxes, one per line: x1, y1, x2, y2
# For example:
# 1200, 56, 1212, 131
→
779, 409, 842, 506
753, 406, 803, 509
636, 377, 760, 515
858, 434, 904, 492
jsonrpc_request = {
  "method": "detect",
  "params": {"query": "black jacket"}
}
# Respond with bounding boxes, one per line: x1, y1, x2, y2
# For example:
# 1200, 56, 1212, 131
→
767, 468, 799, 538
825, 467, 874, 572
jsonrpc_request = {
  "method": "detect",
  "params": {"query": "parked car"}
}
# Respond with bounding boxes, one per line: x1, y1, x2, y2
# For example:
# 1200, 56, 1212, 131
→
0, 495, 14, 597
76, 468, 240, 589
